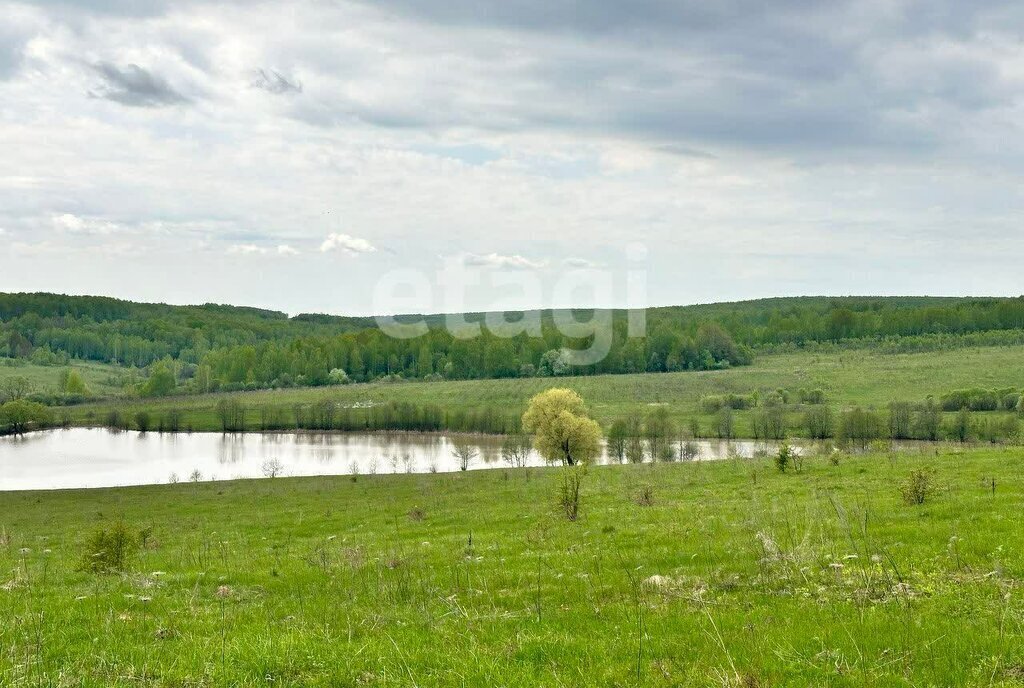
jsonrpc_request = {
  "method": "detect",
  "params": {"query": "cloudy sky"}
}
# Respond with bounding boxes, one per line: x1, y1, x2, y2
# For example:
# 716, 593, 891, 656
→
1, 0, 1023, 315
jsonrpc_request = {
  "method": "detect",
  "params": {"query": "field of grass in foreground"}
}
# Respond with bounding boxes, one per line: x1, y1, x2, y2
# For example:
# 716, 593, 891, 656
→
68, 344, 1024, 436
3, 446, 1024, 685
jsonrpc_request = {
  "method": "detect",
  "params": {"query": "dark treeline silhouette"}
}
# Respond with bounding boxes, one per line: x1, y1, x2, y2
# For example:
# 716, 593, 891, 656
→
5, 292, 1024, 392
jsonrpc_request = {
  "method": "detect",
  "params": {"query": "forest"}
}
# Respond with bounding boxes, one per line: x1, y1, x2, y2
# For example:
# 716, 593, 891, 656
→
4, 292, 1024, 396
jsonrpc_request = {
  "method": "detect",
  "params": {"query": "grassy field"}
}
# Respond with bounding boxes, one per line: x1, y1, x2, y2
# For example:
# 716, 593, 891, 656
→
68, 345, 1024, 435
0, 358, 130, 398
2, 446, 1024, 685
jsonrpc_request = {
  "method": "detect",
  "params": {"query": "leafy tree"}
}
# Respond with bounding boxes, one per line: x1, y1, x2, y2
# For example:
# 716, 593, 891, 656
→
606, 419, 629, 463
0, 399, 53, 434
753, 404, 787, 440
949, 408, 972, 443
327, 368, 350, 385
644, 406, 676, 461
538, 349, 571, 377
715, 407, 734, 439
0, 376, 32, 402
58, 368, 90, 396
140, 360, 176, 397
522, 388, 602, 466
838, 407, 884, 446
624, 412, 645, 463
803, 405, 833, 439
914, 399, 942, 441
888, 401, 913, 440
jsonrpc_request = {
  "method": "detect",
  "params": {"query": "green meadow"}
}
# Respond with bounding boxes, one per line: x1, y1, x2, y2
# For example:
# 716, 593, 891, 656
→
0, 358, 129, 399
2, 446, 1024, 686
67, 344, 1024, 436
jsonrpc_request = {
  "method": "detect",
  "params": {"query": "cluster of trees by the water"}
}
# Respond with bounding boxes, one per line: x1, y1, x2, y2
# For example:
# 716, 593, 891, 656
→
90, 400, 522, 436
690, 388, 1023, 445
603, 395, 1022, 462
5, 292, 1024, 394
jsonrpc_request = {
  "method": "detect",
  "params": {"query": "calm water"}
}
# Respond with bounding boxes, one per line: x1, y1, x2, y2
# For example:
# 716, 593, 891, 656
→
0, 429, 792, 491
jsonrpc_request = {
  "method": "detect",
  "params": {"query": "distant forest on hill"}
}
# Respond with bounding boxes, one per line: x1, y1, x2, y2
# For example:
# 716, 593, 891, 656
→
3, 292, 1024, 395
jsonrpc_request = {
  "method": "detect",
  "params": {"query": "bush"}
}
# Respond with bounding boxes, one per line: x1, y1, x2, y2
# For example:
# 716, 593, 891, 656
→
0, 399, 53, 434
940, 388, 999, 412
134, 410, 152, 433
559, 467, 584, 521
678, 440, 699, 461
799, 388, 827, 404
700, 393, 755, 413
900, 468, 937, 505
774, 444, 799, 472
634, 485, 654, 506
78, 522, 137, 573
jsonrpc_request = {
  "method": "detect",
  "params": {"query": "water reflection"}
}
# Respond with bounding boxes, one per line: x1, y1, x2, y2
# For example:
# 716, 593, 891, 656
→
0, 428, 877, 492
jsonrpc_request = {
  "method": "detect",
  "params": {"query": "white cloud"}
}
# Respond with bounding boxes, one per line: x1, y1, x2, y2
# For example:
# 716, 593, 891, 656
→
320, 232, 376, 255
277, 244, 299, 255
227, 244, 267, 255
52, 213, 121, 235
463, 252, 547, 270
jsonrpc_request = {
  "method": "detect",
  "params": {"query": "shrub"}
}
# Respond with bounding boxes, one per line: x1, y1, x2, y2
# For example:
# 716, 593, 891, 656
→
800, 388, 827, 404
0, 399, 53, 434
134, 410, 152, 433
775, 444, 794, 472
634, 485, 654, 506
657, 443, 676, 461
900, 468, 937, 505
941, 388, 1000, 412
104, 408, 126, 430
700, 393, 754, 414
678, 440, 699, 461
78, 522, 137, 573
559, 467, 584, 521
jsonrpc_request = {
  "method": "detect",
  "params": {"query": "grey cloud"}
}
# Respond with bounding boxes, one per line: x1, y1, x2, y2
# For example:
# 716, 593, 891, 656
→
252, 69, 303, 95
88, 62, 189, 107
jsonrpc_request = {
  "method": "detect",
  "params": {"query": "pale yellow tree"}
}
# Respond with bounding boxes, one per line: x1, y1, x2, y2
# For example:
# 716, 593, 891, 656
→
521, 388, 602, 465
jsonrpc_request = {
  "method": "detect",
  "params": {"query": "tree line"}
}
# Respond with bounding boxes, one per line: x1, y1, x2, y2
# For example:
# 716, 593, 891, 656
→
6, 293, 1024, 393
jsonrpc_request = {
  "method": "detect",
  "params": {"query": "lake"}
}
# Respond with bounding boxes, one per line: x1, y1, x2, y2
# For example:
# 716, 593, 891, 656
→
0, 428, 793, 491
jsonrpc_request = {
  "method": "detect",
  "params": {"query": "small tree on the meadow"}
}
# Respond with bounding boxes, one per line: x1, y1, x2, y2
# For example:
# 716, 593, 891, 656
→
522, 388, 602, 466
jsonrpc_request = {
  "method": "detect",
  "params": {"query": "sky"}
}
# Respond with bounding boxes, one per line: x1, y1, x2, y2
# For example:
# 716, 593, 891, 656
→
0, 0, 1023, 316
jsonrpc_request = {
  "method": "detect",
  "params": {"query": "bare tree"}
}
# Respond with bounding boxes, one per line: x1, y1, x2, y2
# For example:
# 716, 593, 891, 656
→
500, 435, 532, 468
451, 442, 478, 471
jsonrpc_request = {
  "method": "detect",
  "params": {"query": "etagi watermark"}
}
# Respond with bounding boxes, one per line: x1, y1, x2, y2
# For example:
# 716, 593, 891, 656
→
372, 244, 648, 366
